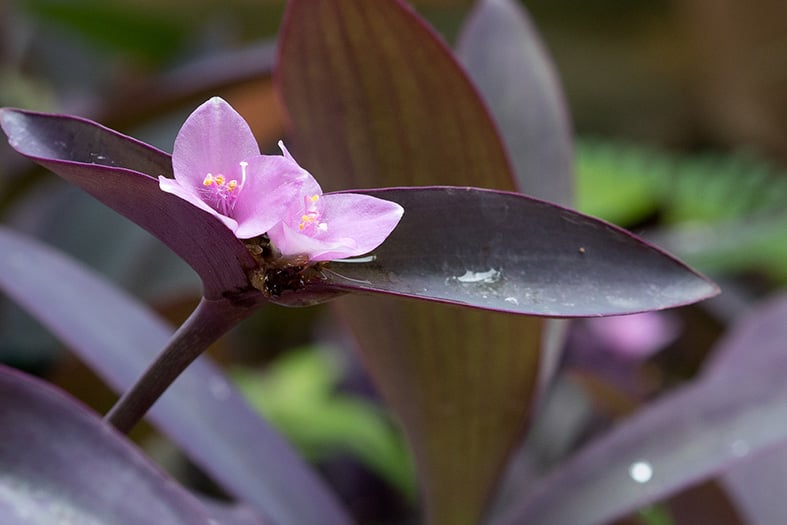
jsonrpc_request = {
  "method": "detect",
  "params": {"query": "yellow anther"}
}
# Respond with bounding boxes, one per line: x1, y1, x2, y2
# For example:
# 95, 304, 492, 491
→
203, 174, 215, 186
215, 175, 226, 186
227, 180, 238, 191
309, 194, 319, 203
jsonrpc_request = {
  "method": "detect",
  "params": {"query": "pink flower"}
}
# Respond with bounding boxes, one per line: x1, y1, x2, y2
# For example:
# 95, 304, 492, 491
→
160, 97, 403, 262
267, 143, 404, 262
159, 97, 308, 239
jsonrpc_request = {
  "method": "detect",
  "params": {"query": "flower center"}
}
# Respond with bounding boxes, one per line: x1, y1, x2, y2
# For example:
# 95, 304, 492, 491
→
298, 194, 328, 235
200, 161, 247, 215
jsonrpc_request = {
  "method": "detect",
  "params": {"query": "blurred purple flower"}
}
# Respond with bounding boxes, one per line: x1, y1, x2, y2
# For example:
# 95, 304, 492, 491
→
159, 97, 308, 239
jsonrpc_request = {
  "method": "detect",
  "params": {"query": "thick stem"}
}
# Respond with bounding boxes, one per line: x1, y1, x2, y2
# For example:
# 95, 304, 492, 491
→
104, 297, 252, 434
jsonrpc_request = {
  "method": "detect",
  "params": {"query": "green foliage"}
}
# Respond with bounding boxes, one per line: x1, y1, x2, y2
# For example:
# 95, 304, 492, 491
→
19, 0, 189, 64
637, 505, 676, 525
576, 138, 787, 281
233, 348, 416, 498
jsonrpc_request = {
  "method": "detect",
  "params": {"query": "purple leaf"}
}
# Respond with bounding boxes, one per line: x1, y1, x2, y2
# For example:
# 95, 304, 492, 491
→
277, 2, 543, 524
457, 0, 574, 205
706, 295, 787, 525
0, 108, 257, 301
0, 227, 352, 525
316, 187, 718, 317
492, 295, 787, 525
0, 365, 214, 525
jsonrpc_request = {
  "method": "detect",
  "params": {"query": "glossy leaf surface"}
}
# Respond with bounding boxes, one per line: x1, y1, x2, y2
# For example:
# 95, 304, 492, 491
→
0, 227, 351, 525
277, 1, 543, 524
321, 187, 717, 317
0, 366, 213, 525
493, 295, 787, 525
0, 108, 256, 301
457, 0, 574, 205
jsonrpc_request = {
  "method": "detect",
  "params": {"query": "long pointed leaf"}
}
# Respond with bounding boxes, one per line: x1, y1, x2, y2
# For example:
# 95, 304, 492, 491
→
0, 365, 213, 525
0, 227, 352, 525
457, 0, 574, 205
493, 295, 787, 525
277, 2, 543, 524
319, 187, 717, 317
707, 295, 787, 525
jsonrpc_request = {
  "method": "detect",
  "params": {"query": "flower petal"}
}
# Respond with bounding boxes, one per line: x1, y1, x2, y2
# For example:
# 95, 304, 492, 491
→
268, 192, 404, 261
171, 97, 260, 188
158, 176, 240, 233
318, 193, 404, 260
231, 155, 311, 239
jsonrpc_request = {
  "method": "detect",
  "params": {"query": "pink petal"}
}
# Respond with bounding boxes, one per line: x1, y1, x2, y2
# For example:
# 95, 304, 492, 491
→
316, 193, 404, 260
267, 221, 357, 261
231, 155, 311, 239
171, 97, 260, 189
158, 176, 239, 232
268, 193, 404, 261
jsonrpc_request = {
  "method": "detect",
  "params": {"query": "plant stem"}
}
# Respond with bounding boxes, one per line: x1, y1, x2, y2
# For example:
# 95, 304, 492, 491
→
104, 297, 252, 434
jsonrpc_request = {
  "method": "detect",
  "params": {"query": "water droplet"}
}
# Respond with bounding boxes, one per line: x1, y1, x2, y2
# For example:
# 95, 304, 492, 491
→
730, 440, 750, 458
454, 268, 502, 284
628, 461, 653, 483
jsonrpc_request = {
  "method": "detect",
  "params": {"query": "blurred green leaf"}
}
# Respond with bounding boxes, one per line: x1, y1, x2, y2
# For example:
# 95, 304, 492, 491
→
21, 0, 189, 63
576, 138, 787, 227
234, 349, 416, 498
576, 138, 787, 280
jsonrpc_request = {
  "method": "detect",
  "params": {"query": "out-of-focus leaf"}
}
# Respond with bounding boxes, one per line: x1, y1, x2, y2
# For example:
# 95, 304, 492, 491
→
21, 0, 188, 63
575, 139, 787, 228
235, 348, 415, 496
0, 108, 258, 300
575, 139, 663, 226
200, 500, 270, 525
491, 294, 787, 525
704, 295, 787, 525
0, 227, 352, 525
277, 1, 543, 523
317, 187, 717, 317
6, 179, 199, 300
656, 213, 787, 282
0, 365, 213, 525
456, 0, 573, 206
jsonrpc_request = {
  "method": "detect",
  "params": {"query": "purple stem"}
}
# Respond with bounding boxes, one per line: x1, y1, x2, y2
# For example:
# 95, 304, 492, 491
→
104, 297, 254, 434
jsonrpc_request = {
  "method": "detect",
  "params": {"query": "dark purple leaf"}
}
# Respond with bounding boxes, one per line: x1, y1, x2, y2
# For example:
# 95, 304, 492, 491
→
457, 0, 574, 205
0, 108, 257, 301
277, 2, 543, 523
0, 227, 352, 525
0, 365, 213, 525
492, 295, 787, 525
316, 187, 717, 317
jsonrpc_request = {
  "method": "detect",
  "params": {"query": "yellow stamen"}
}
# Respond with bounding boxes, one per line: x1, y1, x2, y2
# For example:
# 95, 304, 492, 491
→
203, 174, 215, 186
215, 175, 226, 186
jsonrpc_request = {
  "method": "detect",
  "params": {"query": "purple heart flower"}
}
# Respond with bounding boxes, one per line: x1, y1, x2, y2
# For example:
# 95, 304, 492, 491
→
158, 96, 307, 239
159, 97, 403, 262
267, 143, 405, 262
